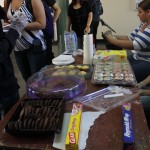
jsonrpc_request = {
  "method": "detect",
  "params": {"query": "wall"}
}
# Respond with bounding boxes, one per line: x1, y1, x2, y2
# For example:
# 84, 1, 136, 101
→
98, 0, 140, 38
0, 0, 4, 6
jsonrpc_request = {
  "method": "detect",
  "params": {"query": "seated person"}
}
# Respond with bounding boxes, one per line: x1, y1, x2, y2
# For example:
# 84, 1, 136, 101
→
137, 75, 150, 129
105, 0, 150, 82
0, 6, 28, 119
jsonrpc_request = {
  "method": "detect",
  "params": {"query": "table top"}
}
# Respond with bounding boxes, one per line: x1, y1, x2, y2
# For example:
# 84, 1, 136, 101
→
0, 56, 150, 150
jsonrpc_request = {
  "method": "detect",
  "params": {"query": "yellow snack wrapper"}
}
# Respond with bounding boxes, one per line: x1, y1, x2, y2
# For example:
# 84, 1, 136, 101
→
65, 103, 83, 150
93, 50, 127, 64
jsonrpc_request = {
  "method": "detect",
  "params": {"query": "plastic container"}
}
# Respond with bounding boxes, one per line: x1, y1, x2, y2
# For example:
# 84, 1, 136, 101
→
91, 61, 137, 86
5, 98, 66, 136
73, 86, 141, 112
64, 31, 78, 55
26, 68, 87, 100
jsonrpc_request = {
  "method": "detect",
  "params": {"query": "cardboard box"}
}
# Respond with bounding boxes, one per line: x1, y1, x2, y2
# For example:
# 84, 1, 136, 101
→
65, 103, 83, 150
93, 50, 127, 64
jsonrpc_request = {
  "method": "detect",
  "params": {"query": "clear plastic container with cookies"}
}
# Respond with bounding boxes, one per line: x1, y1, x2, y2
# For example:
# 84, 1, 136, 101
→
91, 61, 137, 86
26, 67, 87, 100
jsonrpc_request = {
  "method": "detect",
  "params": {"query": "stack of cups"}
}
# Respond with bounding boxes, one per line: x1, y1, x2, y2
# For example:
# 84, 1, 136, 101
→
83, 34, 94, 65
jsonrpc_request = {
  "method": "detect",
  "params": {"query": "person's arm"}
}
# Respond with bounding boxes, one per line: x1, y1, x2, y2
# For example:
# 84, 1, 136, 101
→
4, 0, 8, 15
84, 12, 93, 34
137, 75, 150, 88
115, 35, 129, 40
136, 75, 150, 96
140, 89, 150, 96
84, 1, 93, 34
52, 3, 61, 23
0, 5, 6, 19
106, 36, 134, 50
67, 16, 71, 32
0, 28, 19, 62
24, 0, 46, 30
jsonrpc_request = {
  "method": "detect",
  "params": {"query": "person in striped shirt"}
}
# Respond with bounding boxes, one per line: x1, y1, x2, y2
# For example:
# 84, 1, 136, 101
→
105, 0, 150, 82
4, 0, 47, 81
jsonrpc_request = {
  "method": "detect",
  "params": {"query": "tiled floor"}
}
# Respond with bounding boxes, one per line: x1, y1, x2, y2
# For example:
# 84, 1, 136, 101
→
11, 41, 106, 97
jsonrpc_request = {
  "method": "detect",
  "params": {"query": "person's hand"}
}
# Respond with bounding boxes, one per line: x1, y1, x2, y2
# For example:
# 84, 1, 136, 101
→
10, 12, 29, 33
102, 32, 107, 40
136, 81, 145, 89
84, 26, 90, 34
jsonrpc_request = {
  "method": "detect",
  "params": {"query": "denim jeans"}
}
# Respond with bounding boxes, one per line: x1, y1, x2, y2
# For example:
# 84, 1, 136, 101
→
15, 45, 47, 81
140, 95, 150, 129
0, 91, 19, 120
128, 54, 150, 82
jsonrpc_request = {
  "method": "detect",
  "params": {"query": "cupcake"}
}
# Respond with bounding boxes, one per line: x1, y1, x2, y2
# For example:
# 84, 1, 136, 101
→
67, 65, 75, 69
75, 65, 82, 70
58, 71, 67, 76
81, 65, 89, 71
68, 70, 76, 75
54, 66, 61, 69
79, 71, 87, 76
51, 71, 59, 76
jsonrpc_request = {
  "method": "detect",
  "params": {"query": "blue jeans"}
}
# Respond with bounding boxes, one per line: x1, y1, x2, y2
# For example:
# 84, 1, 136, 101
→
140, 95, 150, 129
128, 54, 150, 82
0, 91, 19, 120
15, 45, 47, 81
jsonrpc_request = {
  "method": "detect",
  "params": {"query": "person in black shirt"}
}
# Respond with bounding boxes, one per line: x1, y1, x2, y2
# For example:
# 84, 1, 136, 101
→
0, 6, 28, 119
67, 0, 92, 49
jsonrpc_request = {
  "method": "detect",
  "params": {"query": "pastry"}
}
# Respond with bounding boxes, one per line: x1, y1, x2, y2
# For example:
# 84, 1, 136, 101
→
67, 65, 75, 69
75, 65, 82, 70
80, 71, 87, 76
81, 65, 89, 71
68, 70, 76, 75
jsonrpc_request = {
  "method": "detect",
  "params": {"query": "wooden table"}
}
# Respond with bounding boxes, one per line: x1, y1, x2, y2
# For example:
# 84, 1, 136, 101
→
0, 56, 150, 150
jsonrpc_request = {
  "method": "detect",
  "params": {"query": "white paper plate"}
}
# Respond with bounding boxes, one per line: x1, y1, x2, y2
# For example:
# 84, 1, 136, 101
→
52, 54, 75, 65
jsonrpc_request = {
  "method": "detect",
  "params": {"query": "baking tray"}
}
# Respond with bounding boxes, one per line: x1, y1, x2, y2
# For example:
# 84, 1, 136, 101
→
5, 98, 66, 136
40, 64, 93, 79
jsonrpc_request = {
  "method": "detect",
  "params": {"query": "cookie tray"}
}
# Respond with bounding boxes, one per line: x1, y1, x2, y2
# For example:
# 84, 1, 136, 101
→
5, 98, 66, 136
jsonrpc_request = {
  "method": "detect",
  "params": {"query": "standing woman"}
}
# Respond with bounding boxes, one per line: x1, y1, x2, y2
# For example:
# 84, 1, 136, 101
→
67, 0, 93, 49
4, 0, 47, 81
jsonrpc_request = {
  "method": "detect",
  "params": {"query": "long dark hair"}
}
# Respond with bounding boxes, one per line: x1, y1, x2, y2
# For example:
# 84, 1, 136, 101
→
138, 0, 150, 11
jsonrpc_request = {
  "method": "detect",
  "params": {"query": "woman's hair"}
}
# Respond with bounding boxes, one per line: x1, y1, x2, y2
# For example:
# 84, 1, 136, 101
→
138, 0, 150, 11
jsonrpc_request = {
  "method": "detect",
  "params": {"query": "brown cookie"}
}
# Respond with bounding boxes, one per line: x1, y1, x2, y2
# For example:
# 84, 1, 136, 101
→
43, 117, 49, 129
